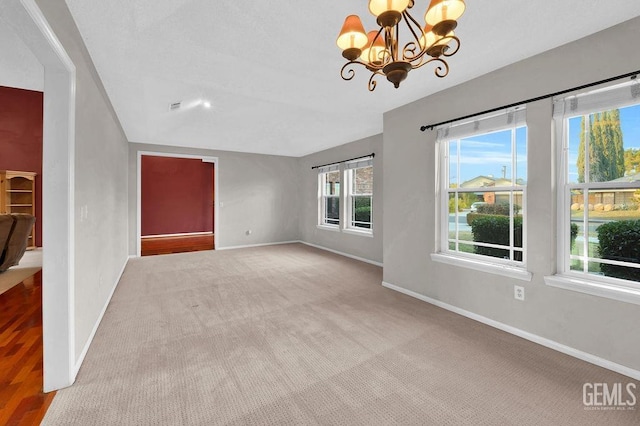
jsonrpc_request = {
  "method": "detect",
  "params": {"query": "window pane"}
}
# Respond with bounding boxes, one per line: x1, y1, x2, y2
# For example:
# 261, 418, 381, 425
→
588, 189, 640, 281
325, 197, 339, 225
513, 190, 524, 253
457, 241, 474, 254
569, 189, 587, 273
570, 188, 640, 281
568, 105, 640, 184
516, 127, 527, 184
467, 191, 523, 261
352, 166, 373, 195
446, 125, 526, 263
459, 130, 512, 188
325, 171, 340, 195
448, 193, 473, 243
567, 116, 583, 184
352, 195, 371, 228
449, 140, 458, 187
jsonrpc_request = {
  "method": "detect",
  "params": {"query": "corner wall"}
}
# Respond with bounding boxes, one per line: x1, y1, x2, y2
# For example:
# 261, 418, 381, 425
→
35, 0, 130, 362
128, 143, 300, 254
383, 17, 640, 372
298, 135, 383, 264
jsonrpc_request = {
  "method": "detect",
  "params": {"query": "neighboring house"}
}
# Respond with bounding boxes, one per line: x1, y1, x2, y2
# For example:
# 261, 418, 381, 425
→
571, 173, 640, 208
460, 175, 525, 206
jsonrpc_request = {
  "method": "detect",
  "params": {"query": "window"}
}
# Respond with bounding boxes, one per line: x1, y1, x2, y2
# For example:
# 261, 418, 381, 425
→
345, 158, 373, 232
317, 157, 374, 235
435, 108, 528, 270
550, 80, 640, 298
318, 165, 341, 227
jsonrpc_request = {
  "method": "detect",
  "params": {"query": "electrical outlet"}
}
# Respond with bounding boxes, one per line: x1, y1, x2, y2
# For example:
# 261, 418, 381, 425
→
514, 285, 525, 301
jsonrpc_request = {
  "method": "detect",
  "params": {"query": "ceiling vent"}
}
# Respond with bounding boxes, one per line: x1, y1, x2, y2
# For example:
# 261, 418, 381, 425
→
169, 102, 181, 111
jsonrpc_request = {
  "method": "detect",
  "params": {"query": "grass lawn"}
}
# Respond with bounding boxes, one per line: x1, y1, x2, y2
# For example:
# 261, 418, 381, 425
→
571, 210, 640, 220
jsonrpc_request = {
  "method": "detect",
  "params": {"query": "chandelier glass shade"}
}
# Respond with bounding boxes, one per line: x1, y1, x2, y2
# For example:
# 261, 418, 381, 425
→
337, 0, 465, 91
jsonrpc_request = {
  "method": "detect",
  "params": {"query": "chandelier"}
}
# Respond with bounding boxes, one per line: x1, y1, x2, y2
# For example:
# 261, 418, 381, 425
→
337, 0, 465, 91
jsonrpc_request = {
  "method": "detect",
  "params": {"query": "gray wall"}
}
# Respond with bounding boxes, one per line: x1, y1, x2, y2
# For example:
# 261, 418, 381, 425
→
383, 17, 640, 371
299, 135, 383, 264
128, 143, 300, 253
35, 0, 130, 361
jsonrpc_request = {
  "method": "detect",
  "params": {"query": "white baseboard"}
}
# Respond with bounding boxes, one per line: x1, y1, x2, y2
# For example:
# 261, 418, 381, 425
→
301, 241, 383, 267
141, 231, 213, 239
381, 281, 640, 381
216, 240, 301, 251
73, 256, 129, 376
131, 240, 382, 270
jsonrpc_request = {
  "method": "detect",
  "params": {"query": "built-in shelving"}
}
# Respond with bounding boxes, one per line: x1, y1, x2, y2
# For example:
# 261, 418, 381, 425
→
1, 170, 36, 249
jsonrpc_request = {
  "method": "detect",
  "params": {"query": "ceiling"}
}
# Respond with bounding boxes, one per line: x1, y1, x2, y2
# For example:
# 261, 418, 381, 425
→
23, 2, 640, 156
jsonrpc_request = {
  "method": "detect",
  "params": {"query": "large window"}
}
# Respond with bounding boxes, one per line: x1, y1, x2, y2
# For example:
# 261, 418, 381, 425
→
436, 108, 527, 268
345, 158, 373, 231
318, 165, 341, 227
553, 81, 640, 290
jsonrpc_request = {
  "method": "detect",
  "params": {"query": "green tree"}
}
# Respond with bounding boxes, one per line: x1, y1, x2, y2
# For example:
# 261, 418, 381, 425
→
577, 109, 625, 182
577, 117, 586, 182
459, 192, 478, 210
624, 148, 640, 175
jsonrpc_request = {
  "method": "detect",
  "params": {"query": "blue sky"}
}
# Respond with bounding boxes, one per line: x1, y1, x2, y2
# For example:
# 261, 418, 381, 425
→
449, 127, 527, 185
449, 104, 640, 185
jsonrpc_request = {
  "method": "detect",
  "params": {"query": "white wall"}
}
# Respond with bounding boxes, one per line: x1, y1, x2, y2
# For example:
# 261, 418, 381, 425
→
128, 143, 300, 253
298, 135, 383, 264
34, 0, 130, 362
383, 17, 640, 372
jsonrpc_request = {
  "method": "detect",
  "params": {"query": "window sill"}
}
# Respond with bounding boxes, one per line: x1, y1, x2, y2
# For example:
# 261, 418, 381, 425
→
317, 224, 340, 232
430, 253, 533, 282
342, 228, 373, 238
544, 274, 640, 306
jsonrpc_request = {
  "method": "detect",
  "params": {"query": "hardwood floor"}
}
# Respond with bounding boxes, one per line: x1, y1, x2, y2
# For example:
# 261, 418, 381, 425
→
141, 233, 214, 256
0, 271, 55, 425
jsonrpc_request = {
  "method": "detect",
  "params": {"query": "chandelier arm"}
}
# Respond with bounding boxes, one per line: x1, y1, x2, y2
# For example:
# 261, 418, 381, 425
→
340, 62, 356, 81
401, 10, 428, 62
368, 71, 384, 92
371, 27, 389, 65
384, 26, 397, 62
403, 41, 427, 62
408, 51, 427, 69
341, 59, 384, 82
441, 35, 461, 57
403, 9, 426, 46
412, 57, 450, 79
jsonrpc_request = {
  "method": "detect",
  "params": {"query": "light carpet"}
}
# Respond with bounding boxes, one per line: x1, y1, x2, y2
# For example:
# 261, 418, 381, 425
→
43, 244, 638, 425
0, 249, 42, 296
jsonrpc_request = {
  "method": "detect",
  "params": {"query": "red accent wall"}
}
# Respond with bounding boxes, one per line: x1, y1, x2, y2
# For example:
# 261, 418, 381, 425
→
141, 156, 214, 236
0, 86, 43, 246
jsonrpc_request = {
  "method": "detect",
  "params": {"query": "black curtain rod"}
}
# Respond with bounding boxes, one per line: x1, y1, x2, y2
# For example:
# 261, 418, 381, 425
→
419, 69, 640, 132
311, 153, 375, 170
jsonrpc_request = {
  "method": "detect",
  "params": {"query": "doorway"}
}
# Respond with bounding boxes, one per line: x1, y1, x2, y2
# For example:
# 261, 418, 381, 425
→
0, 0, 76, 393
137, 152, 219, 256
